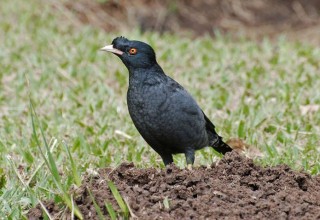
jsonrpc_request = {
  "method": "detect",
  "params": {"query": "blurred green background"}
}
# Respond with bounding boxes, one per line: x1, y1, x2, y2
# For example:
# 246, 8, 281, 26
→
0, 0, 319, 218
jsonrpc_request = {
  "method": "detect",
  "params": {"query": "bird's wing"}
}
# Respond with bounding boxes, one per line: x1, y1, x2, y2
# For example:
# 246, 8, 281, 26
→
166, 77, 207, 122
202, 110, 217, 133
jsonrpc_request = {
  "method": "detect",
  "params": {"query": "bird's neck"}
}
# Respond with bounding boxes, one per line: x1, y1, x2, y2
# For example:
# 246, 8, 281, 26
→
128, 63, 166, 86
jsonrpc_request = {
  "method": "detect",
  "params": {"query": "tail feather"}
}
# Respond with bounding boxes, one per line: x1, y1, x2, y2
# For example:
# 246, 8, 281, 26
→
211, 137, 233, 154
202, 110, 233, 154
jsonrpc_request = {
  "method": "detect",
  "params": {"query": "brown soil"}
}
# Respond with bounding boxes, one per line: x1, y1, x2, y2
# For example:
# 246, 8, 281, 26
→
28, 152, 320, 219
60, 0, 320, 44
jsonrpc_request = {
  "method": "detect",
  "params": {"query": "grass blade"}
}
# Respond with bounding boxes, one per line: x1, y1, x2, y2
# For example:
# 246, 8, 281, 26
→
62, 141, 81, 186
107, 181, 129, 219
87, 187, 105, 220
29, 100, 83, 220
105, 203, 117, 220
163, 196, 170, 209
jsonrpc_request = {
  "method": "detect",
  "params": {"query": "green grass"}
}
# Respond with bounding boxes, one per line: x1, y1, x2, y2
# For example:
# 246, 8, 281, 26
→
1, 0, 320, 218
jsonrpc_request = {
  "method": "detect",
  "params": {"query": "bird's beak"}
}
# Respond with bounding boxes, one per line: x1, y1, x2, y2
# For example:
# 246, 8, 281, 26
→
100, 44, 124, 55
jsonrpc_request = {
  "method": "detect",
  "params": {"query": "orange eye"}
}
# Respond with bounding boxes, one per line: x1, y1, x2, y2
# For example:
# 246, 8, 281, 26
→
129, 48, 137, 55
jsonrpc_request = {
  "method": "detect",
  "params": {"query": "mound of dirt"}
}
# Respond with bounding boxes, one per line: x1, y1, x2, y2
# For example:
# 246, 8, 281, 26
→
28, 152, 320, 219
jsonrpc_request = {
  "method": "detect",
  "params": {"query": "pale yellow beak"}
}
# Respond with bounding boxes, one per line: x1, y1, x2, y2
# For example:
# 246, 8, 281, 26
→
100, 44, 124, 55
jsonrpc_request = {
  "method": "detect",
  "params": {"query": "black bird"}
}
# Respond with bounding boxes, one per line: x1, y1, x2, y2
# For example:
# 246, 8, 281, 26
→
101, 37, 232, 168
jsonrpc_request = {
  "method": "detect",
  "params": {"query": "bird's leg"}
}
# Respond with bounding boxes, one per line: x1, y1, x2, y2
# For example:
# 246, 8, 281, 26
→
161, 154, 173, 166
185, 149, 195, 170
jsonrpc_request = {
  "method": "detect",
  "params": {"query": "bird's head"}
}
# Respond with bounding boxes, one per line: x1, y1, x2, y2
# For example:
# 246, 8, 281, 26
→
101, 36, 157, 70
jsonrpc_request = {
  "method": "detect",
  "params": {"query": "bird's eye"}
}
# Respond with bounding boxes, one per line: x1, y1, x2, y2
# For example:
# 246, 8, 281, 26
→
129, 48, 137, 55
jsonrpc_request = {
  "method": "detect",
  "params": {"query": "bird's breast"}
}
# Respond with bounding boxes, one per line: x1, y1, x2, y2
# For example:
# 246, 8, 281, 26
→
128, 85, 171, 128
127, 84, 166, 112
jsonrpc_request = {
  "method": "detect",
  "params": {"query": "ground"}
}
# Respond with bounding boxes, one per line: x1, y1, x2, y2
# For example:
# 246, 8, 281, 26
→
1, 0, 320, 219
65, 0, 320, 44
28, 152, 320, 219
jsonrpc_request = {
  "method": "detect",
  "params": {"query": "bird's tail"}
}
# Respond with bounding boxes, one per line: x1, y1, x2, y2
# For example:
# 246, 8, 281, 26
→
210, 137, 233, 154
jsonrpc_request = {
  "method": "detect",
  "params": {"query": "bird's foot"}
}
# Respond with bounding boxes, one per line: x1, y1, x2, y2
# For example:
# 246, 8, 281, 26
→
187, 164, 193, 170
